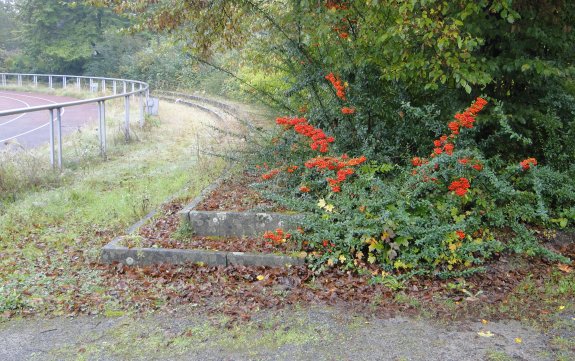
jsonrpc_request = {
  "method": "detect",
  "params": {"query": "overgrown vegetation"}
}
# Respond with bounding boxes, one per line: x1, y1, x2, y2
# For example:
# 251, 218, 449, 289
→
0, 1, 573, 340
0, 102, 228, 314
255, 98, 574, 277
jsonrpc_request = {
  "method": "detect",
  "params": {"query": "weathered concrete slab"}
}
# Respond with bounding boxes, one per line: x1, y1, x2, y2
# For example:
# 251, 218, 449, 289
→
101, 238, 305, 267
183, 211, 301, 237
227, 251, 305, 267
101, 237, 227, 266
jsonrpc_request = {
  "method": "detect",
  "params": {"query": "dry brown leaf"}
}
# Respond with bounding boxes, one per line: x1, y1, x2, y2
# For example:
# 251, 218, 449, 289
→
557, 263, 573, 273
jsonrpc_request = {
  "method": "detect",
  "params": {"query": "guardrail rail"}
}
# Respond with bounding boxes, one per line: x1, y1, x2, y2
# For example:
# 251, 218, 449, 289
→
0, 73, 150, 169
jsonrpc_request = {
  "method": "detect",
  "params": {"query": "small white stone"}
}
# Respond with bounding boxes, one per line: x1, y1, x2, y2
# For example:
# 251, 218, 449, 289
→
125, 257, 134, 265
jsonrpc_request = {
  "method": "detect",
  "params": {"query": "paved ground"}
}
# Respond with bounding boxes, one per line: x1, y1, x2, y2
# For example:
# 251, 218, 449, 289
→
0, 306, 560, 361
0, 90, 98, 149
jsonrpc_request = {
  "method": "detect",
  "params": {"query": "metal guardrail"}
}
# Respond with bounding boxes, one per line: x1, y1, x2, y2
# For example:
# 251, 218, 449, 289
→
0, 73, 150, 169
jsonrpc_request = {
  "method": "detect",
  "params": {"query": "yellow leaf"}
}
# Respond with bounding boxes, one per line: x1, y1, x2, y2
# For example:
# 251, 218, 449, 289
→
256, 275, 264, 281
558, 264, 573, 273
515, 337, 522, 344
477, 331, 494, 337
327, 258, 334, 266
558, 305, 565, 311
481, 319, 488, 325
339, 255, 347, 263
324, 204, 335, 212
317, 198, 326, 208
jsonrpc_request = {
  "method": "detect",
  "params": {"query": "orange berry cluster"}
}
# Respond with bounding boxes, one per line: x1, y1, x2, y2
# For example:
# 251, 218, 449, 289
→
448, 177, 471, 197
263, 228, 291, 245
276, 116, 335, 153
341, 106, 355, 114
305, 155, 367, 192
411, 98, 489, 197
325, 72, 346, 100
520, 158, 537, 171
447, 97, 487, 135
261, 168, 281, 180
458, 158, 483, 171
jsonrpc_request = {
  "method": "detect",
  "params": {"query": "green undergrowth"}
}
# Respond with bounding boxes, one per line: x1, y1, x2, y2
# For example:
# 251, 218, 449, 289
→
0, 101, 228, 315
255, 100, 574, 278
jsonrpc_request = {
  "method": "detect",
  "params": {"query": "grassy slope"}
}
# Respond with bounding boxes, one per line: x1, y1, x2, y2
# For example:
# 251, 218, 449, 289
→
0, 101, 227, 315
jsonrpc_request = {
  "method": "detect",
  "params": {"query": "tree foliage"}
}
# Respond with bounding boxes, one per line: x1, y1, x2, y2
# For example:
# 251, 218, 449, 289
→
0, 1, 21, 70
15, 0, 127, 74
92, 0, 574, 169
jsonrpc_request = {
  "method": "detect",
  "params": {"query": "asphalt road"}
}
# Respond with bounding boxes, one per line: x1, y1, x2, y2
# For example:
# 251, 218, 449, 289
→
0, 90, 98, 149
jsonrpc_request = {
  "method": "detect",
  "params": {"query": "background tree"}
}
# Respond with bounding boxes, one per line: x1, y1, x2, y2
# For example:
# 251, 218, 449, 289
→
17, 0, 128, 74
0, 0, 22, 71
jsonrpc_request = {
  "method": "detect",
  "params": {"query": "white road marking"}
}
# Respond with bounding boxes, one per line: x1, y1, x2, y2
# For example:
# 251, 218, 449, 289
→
0, 95, 30, 126
0, 91, 67, 143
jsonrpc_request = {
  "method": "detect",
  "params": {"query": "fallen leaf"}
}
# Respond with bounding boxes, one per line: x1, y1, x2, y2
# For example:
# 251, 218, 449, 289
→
256, 275, 264, 281
477, 330, 495, 337
481, 319, 488, 325
557, 264, 573, 273
515, 337, 522, 344
558, 305, 565, 311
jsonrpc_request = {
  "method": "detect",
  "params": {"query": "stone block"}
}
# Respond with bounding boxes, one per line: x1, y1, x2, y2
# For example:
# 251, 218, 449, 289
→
185, 211, 301, 237
227, 252, 305, 267
101, 239, 227, 266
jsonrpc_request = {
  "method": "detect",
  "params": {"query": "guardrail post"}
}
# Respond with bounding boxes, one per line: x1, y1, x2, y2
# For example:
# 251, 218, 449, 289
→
76, 77, 81, 90
98, 101, 107, 157
56, 107, 63, 170
63, 76, 67, 89
33, 76, 37, 87
123, 81, 126, 94
49, 109, 55, 168
1, 74, 6, 87
17, 74, 22, 86
113, 81, 116, 95
139, 92, 145, 127
145, 89, 150, 114
49, 76, 53, 89
124, 95, 130, 141
102, 79, 106, 94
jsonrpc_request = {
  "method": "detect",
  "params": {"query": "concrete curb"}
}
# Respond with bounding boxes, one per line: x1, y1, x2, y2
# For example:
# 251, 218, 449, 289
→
101, 236, 305, 267
180, 210, 302, 237
100, 93, 305, 268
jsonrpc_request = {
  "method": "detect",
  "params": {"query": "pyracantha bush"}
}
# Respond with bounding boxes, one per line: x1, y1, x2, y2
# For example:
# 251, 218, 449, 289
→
257, 86, 574, 278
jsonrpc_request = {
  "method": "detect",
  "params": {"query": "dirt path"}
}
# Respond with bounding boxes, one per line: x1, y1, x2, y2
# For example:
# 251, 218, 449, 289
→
0, 306, 557, 361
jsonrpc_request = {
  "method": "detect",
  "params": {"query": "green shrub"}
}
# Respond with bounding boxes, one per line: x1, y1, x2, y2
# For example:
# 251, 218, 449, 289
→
257, 99, 573, 277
